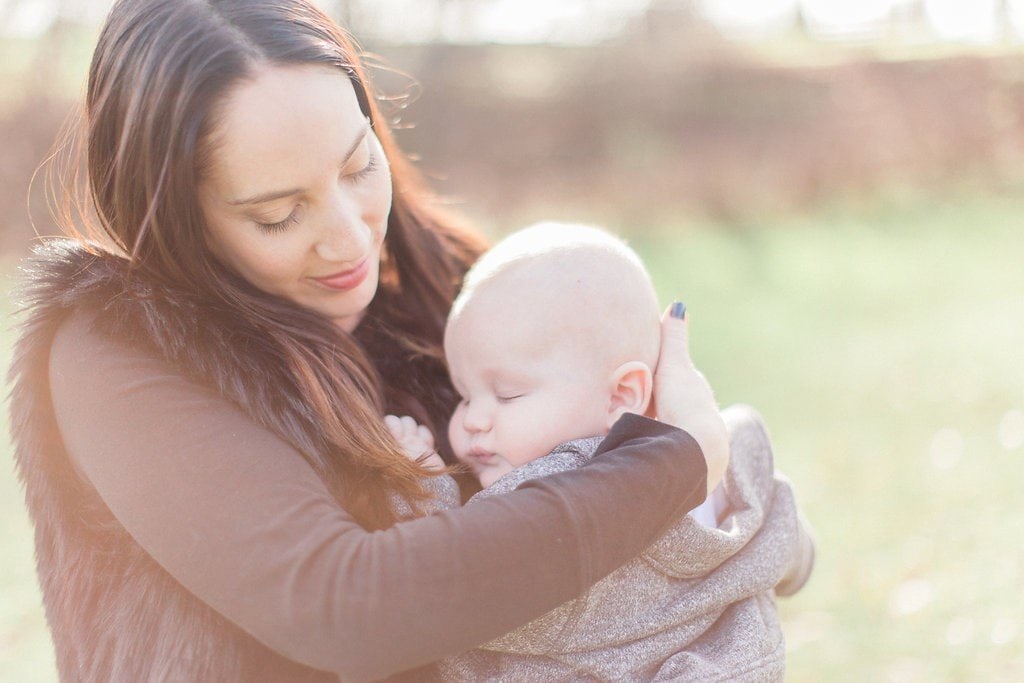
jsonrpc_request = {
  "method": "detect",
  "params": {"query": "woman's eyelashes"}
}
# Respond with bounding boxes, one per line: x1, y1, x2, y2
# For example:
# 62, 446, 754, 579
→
346, 154, 377, 183
256, 209, 299, 234
251, 153, 378, 234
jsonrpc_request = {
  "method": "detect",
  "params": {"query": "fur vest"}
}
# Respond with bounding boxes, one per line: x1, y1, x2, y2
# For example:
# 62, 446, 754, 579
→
8, 239, 441, 681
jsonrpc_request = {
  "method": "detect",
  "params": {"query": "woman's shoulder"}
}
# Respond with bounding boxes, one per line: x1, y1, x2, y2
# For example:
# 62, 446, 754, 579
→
13, 238, 199, 391
50, 306, 143, 383
7, 239, 154, 408
47, 306, 185, 446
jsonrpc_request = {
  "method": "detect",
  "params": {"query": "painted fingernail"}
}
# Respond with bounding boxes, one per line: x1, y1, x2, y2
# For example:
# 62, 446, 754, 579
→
670, 301, 687, 320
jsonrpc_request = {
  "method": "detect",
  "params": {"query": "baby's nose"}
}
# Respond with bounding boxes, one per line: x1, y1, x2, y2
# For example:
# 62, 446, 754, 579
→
462, 404, 491, 433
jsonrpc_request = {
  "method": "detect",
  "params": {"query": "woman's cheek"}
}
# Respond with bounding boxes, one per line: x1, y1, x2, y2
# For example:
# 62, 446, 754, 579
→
370, 139, 393, 221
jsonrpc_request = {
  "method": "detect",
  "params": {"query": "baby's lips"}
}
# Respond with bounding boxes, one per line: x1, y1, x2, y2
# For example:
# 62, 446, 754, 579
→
467, 446, 498, 464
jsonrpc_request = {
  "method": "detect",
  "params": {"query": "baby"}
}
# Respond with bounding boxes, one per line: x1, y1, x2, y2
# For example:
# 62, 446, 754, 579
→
388, 223, 814, 680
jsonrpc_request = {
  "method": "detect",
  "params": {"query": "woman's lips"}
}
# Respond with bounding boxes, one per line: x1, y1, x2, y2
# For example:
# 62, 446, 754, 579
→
311, 259, 369, 291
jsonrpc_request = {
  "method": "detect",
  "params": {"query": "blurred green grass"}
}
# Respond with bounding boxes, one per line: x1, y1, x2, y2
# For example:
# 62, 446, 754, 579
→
2, 193, 1023, 680
632, 193, 1024, 680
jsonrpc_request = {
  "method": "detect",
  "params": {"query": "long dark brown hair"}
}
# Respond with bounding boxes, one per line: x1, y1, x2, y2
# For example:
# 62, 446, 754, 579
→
56, 0, 486, 529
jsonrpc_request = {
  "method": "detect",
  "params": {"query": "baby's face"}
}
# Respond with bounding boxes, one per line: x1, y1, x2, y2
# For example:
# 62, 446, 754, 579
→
445, 304, 613, 488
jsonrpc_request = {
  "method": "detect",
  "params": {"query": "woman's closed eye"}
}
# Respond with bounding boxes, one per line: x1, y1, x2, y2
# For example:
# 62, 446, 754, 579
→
496, 394, 524, 404
254, 207, 300, 234
252, 151, 376, 234
344, 153, 378, 183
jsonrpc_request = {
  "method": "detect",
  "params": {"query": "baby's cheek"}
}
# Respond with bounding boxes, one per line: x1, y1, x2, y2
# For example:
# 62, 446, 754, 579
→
447, 416, 470, 462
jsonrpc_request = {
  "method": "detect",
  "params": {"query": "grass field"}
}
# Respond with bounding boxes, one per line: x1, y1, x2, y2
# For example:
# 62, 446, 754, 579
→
2, 193, 1022, 680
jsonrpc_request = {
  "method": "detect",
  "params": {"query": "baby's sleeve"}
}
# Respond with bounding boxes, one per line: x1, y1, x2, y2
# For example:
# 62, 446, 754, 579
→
391, 474, 462, 519
469, 438, 601, 502
776, 494, 816, 597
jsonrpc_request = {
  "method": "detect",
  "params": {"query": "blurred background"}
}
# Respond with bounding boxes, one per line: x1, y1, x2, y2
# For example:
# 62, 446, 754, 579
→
2, 0, 1022, 680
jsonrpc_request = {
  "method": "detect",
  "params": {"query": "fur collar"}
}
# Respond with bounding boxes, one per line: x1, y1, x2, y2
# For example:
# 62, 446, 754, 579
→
8, 239, 336, 681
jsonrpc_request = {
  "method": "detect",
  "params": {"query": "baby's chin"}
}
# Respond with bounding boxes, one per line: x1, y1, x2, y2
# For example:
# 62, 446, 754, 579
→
476, 462, 515, 488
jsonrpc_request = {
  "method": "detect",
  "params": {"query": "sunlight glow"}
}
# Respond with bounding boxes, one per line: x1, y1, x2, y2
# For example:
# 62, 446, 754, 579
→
997, 409, 1024, 450
470, 0, 651, 44
1010, 0, 1024, 36
946, 616, 976, 646
925, 0, 1000, 42
802, 0, 892, 34
353, 0, 654, 44
889, 578, 934, 616
0, 0, 58, 37
10, 0, 1024, 45
700, 0, 1024, 44
990, 618, 1019, 645
698, 0, 797, 37
929, 427, 964, 470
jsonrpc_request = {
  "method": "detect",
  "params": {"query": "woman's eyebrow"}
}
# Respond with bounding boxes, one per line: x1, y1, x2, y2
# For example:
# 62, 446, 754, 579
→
229, 122, 371, 206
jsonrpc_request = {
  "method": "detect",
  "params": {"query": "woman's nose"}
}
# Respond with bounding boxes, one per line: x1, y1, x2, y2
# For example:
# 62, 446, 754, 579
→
314, 190, 370, 262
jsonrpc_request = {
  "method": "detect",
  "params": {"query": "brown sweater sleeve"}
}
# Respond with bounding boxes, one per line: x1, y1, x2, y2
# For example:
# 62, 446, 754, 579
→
49, 311, 706, 681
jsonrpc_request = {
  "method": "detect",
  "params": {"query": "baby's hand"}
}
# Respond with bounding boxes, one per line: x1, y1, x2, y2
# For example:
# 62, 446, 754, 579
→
384, 415, 446, 471
653, 303, 730, 496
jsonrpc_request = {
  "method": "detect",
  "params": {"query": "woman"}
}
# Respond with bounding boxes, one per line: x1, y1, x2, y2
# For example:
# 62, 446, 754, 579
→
8, 0, 718, 680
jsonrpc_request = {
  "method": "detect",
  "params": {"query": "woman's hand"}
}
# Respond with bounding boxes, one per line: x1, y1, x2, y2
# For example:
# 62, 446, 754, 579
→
652, 303, 730, 496
384, 415, 447, 471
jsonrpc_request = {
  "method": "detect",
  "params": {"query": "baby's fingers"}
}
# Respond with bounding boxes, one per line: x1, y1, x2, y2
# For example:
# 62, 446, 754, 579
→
384, 414, 412, 439
399, 415, 419, 434
416, 423, 435, 450
384, 414, 401, 435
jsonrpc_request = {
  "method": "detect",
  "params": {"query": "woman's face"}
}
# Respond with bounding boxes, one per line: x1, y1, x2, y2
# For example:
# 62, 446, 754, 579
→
198, 64, 391, 331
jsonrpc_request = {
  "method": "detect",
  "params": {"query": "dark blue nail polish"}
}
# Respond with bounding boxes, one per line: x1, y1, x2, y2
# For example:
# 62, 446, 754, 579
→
670, 301, 686, 320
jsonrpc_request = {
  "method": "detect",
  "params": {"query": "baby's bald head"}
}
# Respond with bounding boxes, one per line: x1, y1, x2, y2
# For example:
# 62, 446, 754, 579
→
448, 222, 661, 374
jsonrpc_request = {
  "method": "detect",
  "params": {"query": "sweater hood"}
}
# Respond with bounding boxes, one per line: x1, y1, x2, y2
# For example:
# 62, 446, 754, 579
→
641, 404, 809, 586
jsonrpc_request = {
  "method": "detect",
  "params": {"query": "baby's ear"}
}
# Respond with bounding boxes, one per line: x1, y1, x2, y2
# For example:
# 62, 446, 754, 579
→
607, 361, 654, 429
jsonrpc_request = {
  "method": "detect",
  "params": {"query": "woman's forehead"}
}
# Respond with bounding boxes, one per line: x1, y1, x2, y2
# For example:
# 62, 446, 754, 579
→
202, 63, 365, 199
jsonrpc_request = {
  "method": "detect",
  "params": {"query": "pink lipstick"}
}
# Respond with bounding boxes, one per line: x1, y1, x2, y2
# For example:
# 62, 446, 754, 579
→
312, 259, 369, 291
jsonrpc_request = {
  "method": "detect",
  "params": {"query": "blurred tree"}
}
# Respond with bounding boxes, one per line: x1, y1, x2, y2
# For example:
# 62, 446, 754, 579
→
0, 0, 110, 95
996, 0, 1016, 42
436, 0, 477, 41
322, 0, 369, 37
642, 0, 712, 46
327, 0, 478, 42
796, 2, 811, 36
892, 0, 927, 26
648, 0, 700, 22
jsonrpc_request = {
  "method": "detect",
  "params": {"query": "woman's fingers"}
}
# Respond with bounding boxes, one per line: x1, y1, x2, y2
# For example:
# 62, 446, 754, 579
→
658, 302, 694, 373
653, 302, 696, 425
653, 302, 730, 496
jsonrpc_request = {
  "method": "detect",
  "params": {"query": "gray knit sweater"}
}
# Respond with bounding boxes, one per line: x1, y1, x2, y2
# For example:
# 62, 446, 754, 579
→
433, 404, 815, 682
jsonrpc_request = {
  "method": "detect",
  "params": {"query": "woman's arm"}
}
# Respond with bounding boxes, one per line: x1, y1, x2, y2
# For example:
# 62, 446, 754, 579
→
49, 311, 706, 681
